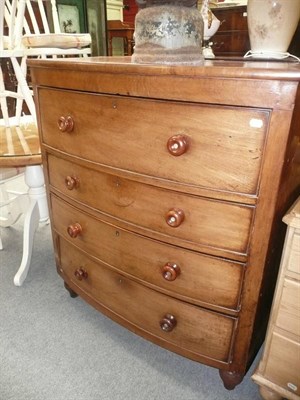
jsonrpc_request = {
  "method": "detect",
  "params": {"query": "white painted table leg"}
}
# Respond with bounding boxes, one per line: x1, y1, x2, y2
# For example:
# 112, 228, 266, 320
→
14, 165, 49, 286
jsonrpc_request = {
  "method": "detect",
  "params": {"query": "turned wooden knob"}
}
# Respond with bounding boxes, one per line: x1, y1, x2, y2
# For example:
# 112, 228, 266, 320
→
67, 223, 82, 238
162, 263, 181, 281
160, 314, 177, 332
166, 208, 185, 227
74, 267, 88, 281
65, 175, 79, 190
167, 134, 189, 156
58, 116, 74, 132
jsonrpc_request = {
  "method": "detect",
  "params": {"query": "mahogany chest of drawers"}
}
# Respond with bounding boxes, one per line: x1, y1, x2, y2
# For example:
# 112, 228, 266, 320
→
29, 58, 300, 390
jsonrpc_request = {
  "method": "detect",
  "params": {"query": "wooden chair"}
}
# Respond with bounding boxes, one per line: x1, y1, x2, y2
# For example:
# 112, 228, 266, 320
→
107, 20, 134, 56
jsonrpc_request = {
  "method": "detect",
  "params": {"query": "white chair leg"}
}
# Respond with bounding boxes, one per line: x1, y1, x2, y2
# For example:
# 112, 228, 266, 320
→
13, 165, 49, 286
13, 199, 39, 286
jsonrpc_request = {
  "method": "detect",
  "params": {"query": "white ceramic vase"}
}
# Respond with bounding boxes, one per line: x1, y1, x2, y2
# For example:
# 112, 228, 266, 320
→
247, 0, 300, 56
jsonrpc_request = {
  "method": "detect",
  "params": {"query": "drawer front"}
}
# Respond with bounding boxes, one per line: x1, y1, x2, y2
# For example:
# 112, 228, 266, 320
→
265, 332, 300, 396
58, 237, 236, 363
51, 195, 244, 310
288, 233, 300, 275
39, 88, 268, 195
48, 155, 254, 255
276, 278, 300, 336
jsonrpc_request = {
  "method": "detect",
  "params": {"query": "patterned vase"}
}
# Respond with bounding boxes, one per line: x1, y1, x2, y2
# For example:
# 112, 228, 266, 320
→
247, 0, 300, 56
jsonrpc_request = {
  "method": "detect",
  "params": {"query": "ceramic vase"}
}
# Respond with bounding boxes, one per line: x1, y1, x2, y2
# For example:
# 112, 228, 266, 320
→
247, 0, 300, 56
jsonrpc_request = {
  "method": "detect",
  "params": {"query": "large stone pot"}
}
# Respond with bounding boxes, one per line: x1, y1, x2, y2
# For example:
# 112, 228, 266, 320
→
132, 1, 204, 64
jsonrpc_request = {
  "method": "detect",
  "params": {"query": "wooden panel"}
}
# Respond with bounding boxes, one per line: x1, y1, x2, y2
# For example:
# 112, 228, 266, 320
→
212, 6, 248, 31
59, 237, 236, 363
47, 154, 254, 256
212, 32, 250, 56
51, 194, 245, 311
211, 6, 250, 56
39, 88, 268, 195
264, 332, 300, 396
276, 279, 300, 336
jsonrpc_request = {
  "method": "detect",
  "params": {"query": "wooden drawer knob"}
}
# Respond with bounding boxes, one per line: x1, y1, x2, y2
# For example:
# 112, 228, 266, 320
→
167, 134, 189, 156
67, 223, 82, 238
162, 262, 181, 281
160, 314, 177, 332
166, 208, 185, 227
65, 175, 79, 190
74, 267, 88, 281
58, 116, 74, 132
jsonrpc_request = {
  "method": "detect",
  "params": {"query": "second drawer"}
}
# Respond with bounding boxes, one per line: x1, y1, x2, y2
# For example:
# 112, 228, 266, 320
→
47, 154, 254, 257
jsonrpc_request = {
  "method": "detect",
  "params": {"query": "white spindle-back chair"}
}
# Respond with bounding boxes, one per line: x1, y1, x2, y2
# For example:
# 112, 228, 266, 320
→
20, 0, 92, 58
1, 0, 36, 127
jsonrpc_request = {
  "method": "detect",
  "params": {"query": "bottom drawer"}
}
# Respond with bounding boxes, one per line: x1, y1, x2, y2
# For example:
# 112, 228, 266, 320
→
265, 332, 300, 396
58, 237, 237, 364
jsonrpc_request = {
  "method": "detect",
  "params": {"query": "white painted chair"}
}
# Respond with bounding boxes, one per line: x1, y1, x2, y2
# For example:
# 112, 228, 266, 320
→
4, 0, 92, 122
20, 0, 92, 58
0, 0, 37, 126
1, 0, 91, 285
0, 167, 28, 250
0, 119, 48, 286
0, 0, 33, 254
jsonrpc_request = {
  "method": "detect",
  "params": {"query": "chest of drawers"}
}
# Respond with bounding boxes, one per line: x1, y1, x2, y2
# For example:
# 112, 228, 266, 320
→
252, 197, 300, 400
29, 57, 300, 390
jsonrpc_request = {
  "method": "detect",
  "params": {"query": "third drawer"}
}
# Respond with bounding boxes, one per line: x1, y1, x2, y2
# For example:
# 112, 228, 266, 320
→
51, 194, 245, 312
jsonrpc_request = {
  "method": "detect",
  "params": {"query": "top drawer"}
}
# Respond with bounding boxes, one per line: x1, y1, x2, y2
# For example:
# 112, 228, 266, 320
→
38, 88, 268, 195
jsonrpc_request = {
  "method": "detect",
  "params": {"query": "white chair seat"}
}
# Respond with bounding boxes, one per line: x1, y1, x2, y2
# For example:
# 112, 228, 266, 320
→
22, 33, 91, 49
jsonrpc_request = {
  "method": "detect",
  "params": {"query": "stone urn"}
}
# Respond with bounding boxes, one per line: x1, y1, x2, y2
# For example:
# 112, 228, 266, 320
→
132, 0, 205, 64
